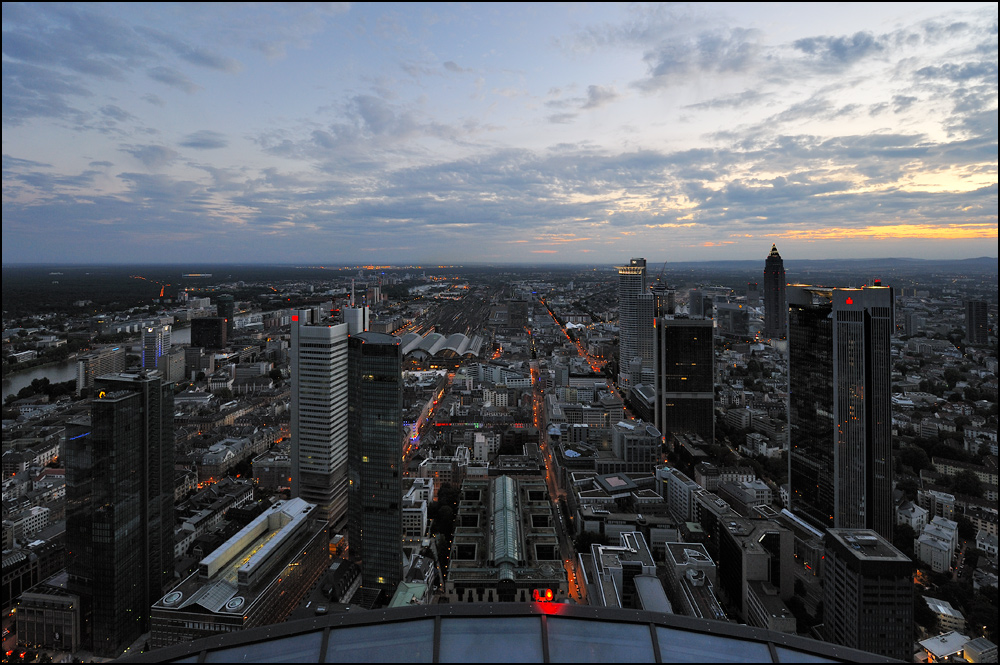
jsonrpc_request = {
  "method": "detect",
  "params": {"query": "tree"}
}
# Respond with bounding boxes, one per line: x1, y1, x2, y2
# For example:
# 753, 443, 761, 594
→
951, 470, 983, 498
898, 446, 931, 473
893, 523, 916, 559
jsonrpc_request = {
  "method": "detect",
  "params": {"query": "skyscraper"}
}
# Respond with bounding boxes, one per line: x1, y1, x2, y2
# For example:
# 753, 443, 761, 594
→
66, 371, 174, 657
290, 309, 350, 528
823, 529, 913, 661
787, 285, 894, 539
617, 258, 647, 389
142, 324, 171, 370
965, 299, 988, 345
216, 294, 236, 339
763, 244, 786, 339
190, 316, 228, 349
654, 317, 714, 441
347, 332, 404, 597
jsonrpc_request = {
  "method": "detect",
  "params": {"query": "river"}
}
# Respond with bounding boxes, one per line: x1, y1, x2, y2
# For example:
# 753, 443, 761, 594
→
3, 327, 190, 401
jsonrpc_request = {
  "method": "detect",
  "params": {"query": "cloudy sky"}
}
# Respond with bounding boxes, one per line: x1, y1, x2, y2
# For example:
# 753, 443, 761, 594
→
2, 2, 997, 265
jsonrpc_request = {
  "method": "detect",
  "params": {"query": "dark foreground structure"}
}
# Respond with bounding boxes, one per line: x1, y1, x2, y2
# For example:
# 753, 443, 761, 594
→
120, 602, 900, 663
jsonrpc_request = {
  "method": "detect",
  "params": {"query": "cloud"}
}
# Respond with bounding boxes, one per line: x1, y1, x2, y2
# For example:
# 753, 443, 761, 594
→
548, 113, 578, 124
147, 66, 200, 93
121, 144, 180, 169
636, 28, 759, 90
100, 105, 134, 122
685, 90, 769, 111
137, 27, 242, 73
582, 85, 618, 109
179, 130, 229, 150
915, 61, 998, 82
793, 31, 885, 64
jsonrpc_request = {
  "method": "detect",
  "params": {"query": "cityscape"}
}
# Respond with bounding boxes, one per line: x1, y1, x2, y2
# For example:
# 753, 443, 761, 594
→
2, 3, 998, 664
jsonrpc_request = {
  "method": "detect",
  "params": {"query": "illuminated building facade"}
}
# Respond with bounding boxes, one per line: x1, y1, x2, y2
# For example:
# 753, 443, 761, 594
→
763, 244, 786, 339
142, 324, 171, 370
347, 332, 404, 598
290, 310, 350, 528
787, 285, 894, 539
150, 498, 328, 649
66, 372, 175, 657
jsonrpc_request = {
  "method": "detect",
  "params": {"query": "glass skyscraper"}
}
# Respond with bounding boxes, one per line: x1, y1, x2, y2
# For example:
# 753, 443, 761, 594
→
66, 371, 174, 657
653, 317, 714, 442
347, 332, 404, 597
616, 258, 646, 389
787, 285, 894, 539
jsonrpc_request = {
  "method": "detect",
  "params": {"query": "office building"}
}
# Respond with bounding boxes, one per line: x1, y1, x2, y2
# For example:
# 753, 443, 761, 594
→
650, 282, 676, 317
150, 498, 328, 649
66, 371, 174, 657
617, 258, 647, 389
75, 345, 126, 394
747, 282, 760, 307
445, 476, 566, 603
191, 317, 228, 349
347, 332, 404, 598
653, 317, 714, 442
716, 302, 749, 337
763, 244, 786, 339
822, 529, 912, 661
965, 299, 988, 345
216, 295, 236, 339
290, 309, 350, 528
787, 285, 894, 539
343, 305, 371, 335
636, 291, 656, 384
142, 324, 171, 370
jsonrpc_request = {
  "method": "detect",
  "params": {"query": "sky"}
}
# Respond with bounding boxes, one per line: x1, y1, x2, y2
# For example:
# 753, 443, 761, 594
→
2, 2, 997, 265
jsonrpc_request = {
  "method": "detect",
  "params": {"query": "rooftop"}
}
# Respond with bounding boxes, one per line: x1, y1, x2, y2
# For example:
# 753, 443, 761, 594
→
119, 602, 898, 663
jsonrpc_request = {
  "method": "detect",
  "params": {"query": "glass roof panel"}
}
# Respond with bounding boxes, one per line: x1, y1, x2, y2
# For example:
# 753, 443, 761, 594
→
324, 619, 434, 663
657, 626, 773, 662
547, 618, 654, 662
204, 631, 323, 662
775, 646, 838, 663
440, 617, 543, 663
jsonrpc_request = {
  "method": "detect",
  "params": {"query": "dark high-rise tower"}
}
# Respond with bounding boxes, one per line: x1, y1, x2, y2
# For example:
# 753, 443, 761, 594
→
654, 317, 714, 441
347, 332, 404, 598
787, 285, 894, 539
190, 316, 228, 349
617, 258, 647, 389
763, 244, 786, 339
823, 529, 913, 661
965, 299, 988, 346
66, 371, 174, 657
216, 294, 236, 339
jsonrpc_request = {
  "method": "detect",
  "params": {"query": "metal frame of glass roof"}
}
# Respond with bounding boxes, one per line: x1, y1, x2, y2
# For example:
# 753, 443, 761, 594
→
120, 602, 901, 663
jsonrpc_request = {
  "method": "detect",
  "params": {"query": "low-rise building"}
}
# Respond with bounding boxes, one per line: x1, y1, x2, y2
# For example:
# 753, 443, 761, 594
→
152, 498, 329, 649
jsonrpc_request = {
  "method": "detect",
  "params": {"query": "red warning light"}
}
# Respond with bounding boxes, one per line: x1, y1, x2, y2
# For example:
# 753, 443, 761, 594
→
845, 297, 854, 305
292, 315, 299, 321
533, 588, 554, 602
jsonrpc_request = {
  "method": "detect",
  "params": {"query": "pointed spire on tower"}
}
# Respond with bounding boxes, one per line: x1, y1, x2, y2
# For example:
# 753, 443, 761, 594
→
769, 243, 781, 258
